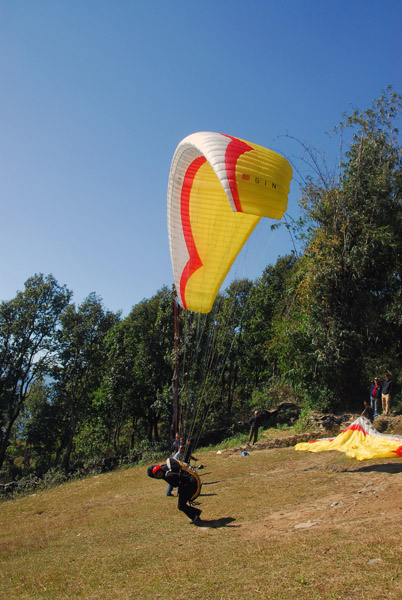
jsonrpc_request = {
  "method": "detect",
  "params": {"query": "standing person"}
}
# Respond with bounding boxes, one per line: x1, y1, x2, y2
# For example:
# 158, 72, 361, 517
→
166, 434, 182, 496
171, 433, 180, 454
173, 443, 185, 461
382, 373, 394, 416
248, 410, 261, 445
147, 461, 202, 523
370, 377, 382, 417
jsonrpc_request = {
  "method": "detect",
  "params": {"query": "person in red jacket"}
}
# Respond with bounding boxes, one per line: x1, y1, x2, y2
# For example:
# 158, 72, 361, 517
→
370, 377, 382, 417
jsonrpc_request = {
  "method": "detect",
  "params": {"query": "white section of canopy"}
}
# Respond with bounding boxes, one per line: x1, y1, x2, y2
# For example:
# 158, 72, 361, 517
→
167, 132, 233, 307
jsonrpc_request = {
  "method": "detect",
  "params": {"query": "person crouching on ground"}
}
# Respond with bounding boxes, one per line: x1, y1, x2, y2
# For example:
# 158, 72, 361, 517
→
147, 463, 202, 524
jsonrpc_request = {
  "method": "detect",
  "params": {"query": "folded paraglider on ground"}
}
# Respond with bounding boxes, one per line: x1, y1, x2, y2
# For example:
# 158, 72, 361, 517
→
295, 416, 402, 461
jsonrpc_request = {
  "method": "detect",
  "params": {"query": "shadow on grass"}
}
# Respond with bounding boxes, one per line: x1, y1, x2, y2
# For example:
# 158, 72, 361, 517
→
193, 517, 237, 528
351, 463, 402, 474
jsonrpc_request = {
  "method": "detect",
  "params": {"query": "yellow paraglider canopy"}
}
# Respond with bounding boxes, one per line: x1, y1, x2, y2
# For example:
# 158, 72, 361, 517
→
167, 132, 292, 313
295, 417, 402, 461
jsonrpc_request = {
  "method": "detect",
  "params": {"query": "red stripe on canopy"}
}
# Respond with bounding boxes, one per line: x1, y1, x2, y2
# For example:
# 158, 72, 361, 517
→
223, 135, 254, 212
180, 155, 207, 309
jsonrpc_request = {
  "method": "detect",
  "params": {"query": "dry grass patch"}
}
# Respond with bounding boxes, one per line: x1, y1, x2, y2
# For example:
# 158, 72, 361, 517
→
1, 445, 402, 599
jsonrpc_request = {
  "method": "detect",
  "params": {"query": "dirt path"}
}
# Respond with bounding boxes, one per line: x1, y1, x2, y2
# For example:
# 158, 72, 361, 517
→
270, 462, 398, 534
236, 447, 402, 542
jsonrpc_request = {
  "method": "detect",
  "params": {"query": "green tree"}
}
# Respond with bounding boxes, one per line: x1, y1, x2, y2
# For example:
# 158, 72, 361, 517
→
127, 287, 174, 443
208, 279, 254, 424
102, 287, 175, 448
22, 379, 61, 475
52, 293, 120, 471
272, 88, 402, 409
0, 274, 71, 470
244, 255, 297, 389
98, 323, 138, 454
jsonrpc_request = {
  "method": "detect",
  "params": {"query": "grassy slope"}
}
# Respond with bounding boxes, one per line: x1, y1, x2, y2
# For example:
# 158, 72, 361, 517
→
1, 439, 402, 600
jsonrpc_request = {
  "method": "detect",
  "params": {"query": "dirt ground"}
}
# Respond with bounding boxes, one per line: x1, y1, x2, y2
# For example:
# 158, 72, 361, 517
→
223, 416, 402, 545
1, 418, 401, 600
243, 451, 402, 542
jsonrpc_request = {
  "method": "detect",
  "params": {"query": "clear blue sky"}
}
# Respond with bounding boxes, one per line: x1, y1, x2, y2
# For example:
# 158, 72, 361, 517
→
1, 1, 401, 316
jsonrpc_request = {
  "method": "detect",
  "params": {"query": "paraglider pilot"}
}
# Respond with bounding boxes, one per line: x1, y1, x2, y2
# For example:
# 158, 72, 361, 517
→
147, 460, 202, 524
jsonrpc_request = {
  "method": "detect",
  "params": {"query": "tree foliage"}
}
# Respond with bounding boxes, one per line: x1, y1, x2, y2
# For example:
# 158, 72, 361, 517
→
51, 293, 120, 471
1, 90, 401, 481
0, 274, 71, 470
272, 87, 402, 407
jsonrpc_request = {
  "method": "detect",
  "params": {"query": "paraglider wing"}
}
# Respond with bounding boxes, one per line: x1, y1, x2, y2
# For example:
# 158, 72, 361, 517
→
295, 417, 402, 461
167, 132, 292, 313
